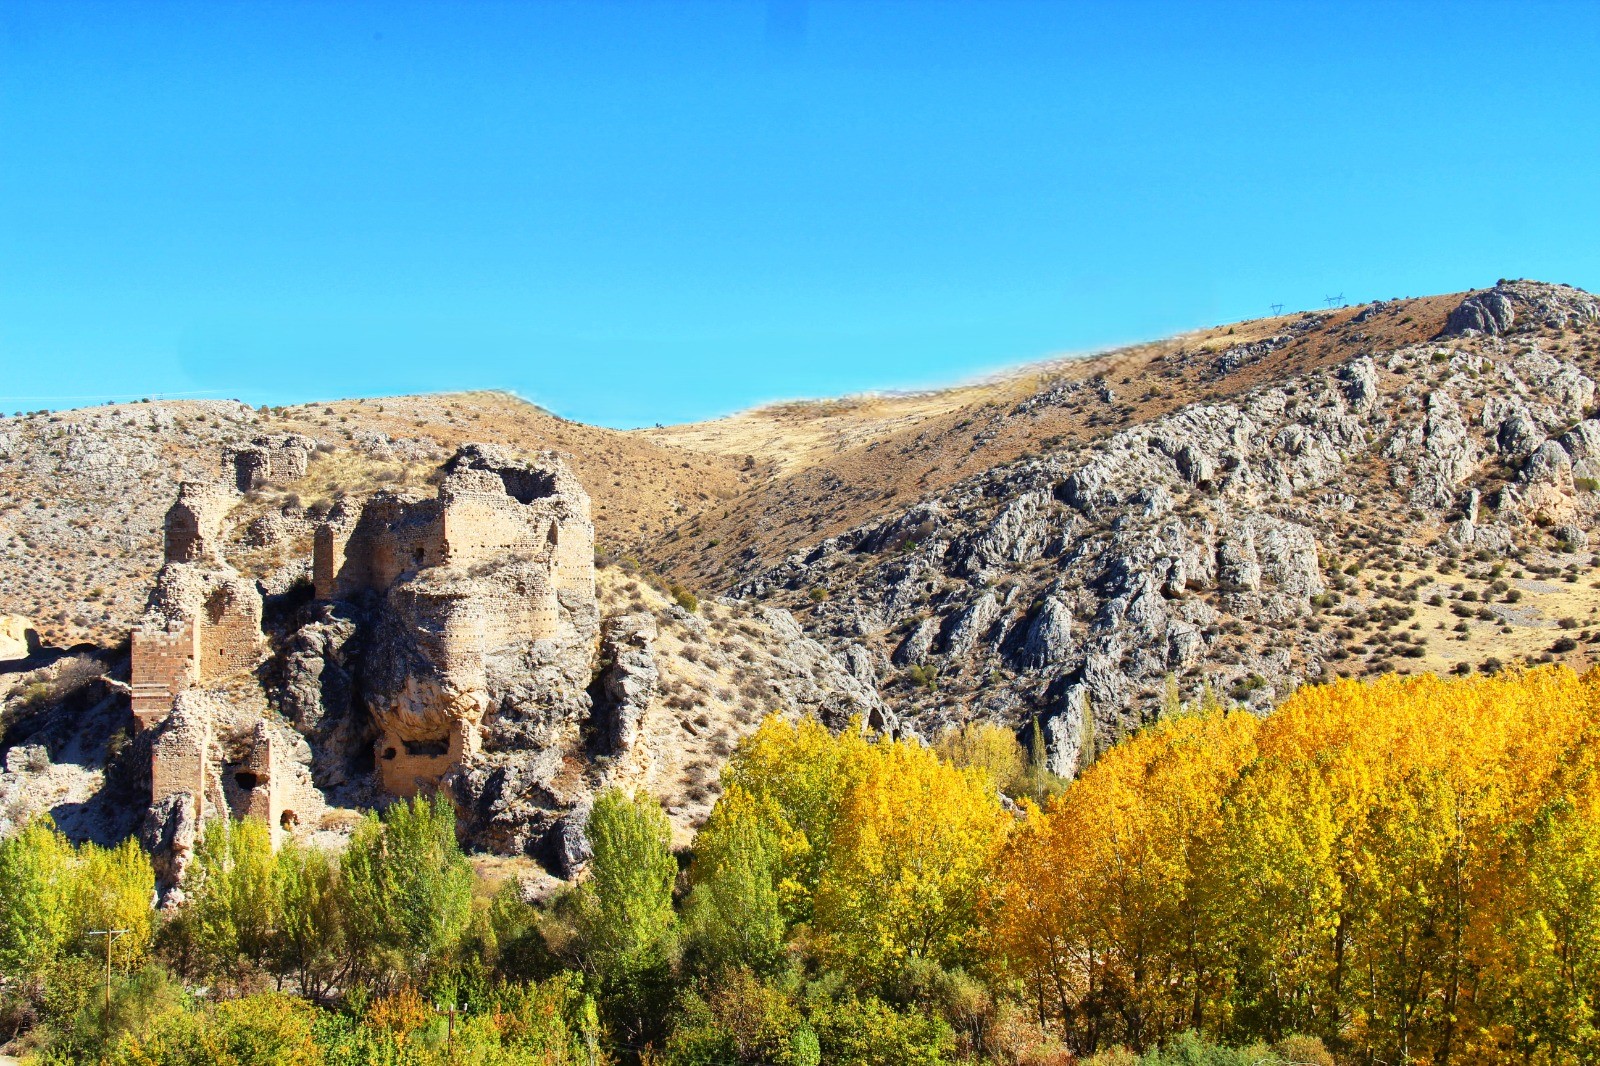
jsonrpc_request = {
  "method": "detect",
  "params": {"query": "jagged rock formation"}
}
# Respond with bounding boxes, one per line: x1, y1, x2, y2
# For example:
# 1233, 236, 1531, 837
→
724, 282, 1600, 767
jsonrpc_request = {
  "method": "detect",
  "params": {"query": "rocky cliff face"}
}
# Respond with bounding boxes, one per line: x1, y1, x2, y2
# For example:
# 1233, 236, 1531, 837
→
722, 282, 1600, 766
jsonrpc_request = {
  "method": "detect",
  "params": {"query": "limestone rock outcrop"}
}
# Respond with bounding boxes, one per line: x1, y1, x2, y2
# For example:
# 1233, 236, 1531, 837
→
601, 613, 660, 755
0, 616, 34, 661
728, 288, 1600, 773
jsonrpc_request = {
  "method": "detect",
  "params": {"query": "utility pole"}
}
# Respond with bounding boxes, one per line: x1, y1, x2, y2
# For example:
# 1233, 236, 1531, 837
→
436, 1002, 462, 1060
84, 929, 127, 1034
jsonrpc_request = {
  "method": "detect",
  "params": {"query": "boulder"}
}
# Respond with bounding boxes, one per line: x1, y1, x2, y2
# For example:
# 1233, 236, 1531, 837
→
1443, 290, 1516, 336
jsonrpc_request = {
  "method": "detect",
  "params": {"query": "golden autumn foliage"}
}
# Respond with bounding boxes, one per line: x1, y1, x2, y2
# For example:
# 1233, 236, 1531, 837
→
995, 665, 1600, 1065
815, 736, 1008, 978
714, 717, 1010, 980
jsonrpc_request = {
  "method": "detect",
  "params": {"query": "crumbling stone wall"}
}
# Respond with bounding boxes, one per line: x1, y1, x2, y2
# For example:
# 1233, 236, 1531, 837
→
229, 434, 314, 492
226, 724, 288, 845
131, 622, 197, 729
133, 441, 600, 825
314, 494, 445, 601
311, 445, 598, 796
149, 695, 213, 823
132, 485, 265, 731
198, 579, 266, 678
164, 482, 232, 564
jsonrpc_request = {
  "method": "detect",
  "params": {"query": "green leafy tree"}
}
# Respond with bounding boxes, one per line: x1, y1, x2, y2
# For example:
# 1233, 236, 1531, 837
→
273, 838, 346, 1001
182, 818, 279, 985
578, 788, 678, 1048
0, 818, 77, 986
339, 793, 475, 987
580, 789, 677, 968
685, 784, 786, 975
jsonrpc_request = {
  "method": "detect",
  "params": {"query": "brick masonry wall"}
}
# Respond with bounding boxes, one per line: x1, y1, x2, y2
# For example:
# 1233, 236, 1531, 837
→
130, 623, 197, 728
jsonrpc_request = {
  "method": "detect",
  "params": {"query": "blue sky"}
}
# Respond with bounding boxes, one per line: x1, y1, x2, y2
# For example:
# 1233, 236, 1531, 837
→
2, 1, 1598, 427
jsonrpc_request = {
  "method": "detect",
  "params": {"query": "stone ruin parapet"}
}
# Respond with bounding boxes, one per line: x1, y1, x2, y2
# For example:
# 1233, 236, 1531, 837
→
228, 434, 315, 492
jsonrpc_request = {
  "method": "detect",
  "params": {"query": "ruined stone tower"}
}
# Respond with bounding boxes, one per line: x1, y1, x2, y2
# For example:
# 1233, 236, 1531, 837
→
130, 439, 310, 860
311, 444, 598, 796
130, 481, 265, 727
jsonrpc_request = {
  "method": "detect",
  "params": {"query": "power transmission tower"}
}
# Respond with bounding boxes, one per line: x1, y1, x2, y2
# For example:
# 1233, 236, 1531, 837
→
85, 929, 127, 1032
1324, 294, 1345, 309
1270, 303, 1284, 316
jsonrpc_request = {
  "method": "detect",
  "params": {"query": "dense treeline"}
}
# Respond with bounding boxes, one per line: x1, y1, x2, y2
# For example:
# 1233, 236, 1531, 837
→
3, 667, 1598, 1064
999, 667, 1600, 1063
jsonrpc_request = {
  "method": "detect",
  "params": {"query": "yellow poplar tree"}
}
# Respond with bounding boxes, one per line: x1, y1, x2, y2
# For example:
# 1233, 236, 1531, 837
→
815, 736, 1009, 980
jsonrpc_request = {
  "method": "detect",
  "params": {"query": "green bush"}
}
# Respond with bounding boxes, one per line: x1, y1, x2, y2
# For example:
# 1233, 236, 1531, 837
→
102, 991, 320, 1066
34, 963, 187, 1065
1136, 1030, 1272, 1065
663, 970, 811, 1066
810, 995, 953, 1066
1272, 1033, 1334, 1065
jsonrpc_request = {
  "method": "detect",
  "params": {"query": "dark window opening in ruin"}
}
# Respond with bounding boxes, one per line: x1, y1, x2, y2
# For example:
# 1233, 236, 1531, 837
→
403, 737, 450, 757
206, 589, 232, 624
382, 747, 397, 761
280, 810, 298, 830
496, 469, 557, 505
234, 770, 261, 790
414, 546, 425, 565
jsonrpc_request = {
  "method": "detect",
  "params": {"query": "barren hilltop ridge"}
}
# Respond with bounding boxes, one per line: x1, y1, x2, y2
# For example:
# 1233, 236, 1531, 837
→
6, 279, 1600, 884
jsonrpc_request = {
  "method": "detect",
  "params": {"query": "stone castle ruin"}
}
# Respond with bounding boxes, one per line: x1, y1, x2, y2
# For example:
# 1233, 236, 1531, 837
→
130, 439, 599, 875
228, 434, 315, 492
313, 444, 595, 796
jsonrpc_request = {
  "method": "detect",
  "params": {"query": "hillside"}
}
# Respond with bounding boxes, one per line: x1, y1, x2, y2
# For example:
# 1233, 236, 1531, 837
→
5, 278, 1600, 859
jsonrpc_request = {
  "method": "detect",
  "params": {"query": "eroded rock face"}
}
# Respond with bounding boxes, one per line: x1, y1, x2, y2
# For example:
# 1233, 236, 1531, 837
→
1442, 281, 1600, 338
729, 293, 1600, 765
274, 603, 369, 791
1021, 596, 1073, 670
1445, 290, 1516, 336
601, 613, 660, 754
0, 616, 34, 661
140, 792, 200, 905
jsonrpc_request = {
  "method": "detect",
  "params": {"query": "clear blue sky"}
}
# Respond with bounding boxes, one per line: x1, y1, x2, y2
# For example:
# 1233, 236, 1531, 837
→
3, 1, 1598, 427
